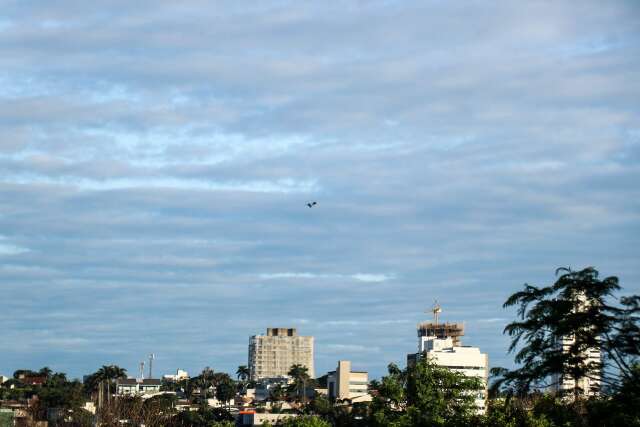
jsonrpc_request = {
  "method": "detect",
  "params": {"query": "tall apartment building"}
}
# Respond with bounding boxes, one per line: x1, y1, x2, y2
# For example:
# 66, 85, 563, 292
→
327, 360, 371, 402
553, 293, 601, 398
248, 328, 314, 381
553, 336, 601, 397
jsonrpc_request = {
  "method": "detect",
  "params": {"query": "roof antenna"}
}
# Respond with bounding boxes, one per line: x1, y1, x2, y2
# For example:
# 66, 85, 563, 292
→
148, 354, 155, 379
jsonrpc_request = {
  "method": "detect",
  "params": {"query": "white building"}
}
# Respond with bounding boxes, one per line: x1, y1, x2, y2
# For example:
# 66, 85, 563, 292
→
327, 361, 371, 403
116, 378, 162, 396
248, 328, 314, 380
553, 334, 601, 398
419, 336, 489, 414
163, 369, 189, 382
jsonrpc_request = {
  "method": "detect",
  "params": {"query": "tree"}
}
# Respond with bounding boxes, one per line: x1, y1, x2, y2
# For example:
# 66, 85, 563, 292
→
369, 359, 483, 427
237, 365, 250, 393
495, 267, 640, 398
90, 365, 127, 406
38, 367, 53, 380
281, 415, 331, 427
215, 375, 236, 409
288, 364, 310, 403
236, 365, 250, 382
269, 383, 286, 403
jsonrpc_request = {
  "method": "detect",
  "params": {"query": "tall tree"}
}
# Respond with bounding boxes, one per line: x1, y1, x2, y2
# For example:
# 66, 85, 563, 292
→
288, 364, 310, 403
495, 267, 640, 398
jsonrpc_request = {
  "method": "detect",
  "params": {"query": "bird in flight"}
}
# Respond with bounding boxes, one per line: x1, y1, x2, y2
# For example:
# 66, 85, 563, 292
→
306, 201, 317, 208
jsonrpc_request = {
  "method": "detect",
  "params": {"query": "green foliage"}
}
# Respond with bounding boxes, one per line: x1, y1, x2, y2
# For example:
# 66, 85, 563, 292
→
369, 358, 483, 427
498, 267, 639, 396
288, 364, 311, 402
173, 406, 233, 426
480, 398, 554, 427
214, 374, 236, 406
236, 365, 250, 381
281, 415, 331, 427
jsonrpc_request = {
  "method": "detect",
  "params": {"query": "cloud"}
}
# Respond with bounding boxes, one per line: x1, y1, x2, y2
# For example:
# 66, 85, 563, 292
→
0, 0, 638, 380
0, 236, 29, 256
258, 272, 395, 283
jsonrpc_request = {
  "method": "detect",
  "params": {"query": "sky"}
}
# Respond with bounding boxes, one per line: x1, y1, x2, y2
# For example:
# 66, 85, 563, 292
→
1, 1, 639, 381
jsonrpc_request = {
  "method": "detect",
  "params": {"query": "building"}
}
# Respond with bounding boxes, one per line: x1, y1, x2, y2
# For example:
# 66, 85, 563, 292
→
553, 293, 601, 398
116, 378, 162, 396
416, 336, 489, 414
248, 328, 314, 380
327, 361, 371, 403
417, 321, 465, 346
553, 335, 601, 397
163, 369, 189, 382
238, 411, 298, 427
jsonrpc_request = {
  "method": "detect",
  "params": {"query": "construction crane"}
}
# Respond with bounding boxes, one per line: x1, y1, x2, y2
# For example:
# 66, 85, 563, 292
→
427, 300, 442, 326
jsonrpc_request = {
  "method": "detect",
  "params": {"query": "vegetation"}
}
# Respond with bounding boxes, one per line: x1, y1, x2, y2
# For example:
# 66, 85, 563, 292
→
1, 266, 637, 426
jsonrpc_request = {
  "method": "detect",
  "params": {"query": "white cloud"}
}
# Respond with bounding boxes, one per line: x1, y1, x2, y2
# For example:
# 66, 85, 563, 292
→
258, 272, 395, 283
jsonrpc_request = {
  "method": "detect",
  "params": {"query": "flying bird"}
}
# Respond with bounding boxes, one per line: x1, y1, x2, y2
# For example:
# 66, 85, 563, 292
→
306, 202, 317, 208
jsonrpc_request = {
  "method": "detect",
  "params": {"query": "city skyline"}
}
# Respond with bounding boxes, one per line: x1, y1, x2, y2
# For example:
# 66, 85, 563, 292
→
1, 1, 639, 381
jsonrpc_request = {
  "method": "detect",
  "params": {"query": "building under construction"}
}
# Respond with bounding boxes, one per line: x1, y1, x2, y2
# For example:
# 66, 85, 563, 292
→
417, 321, 465, 346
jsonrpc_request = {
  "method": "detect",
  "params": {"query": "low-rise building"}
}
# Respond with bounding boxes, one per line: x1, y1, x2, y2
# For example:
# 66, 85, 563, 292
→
327, 361, 371, 403
238, 411, 298, 427
163, 369, 189, 382
116, 378, 162, 396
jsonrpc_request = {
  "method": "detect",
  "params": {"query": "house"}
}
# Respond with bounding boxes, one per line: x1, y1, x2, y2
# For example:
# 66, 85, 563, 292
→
116, 378, 162, 396
238, 411, 298, 427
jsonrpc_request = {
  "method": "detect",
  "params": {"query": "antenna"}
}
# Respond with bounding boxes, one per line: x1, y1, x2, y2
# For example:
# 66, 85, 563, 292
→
148, 354, 155, 379
139, 361, 145, 380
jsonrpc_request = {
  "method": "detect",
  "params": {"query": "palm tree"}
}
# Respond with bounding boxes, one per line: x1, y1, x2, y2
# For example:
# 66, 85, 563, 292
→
288, 364, 310, 404
236, 365, 250, 382
236, 365, 250, 393
200, 367, 215, 403
95, 365, 127, 405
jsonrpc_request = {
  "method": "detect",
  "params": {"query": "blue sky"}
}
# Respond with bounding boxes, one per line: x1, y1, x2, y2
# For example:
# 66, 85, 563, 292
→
1, 1, 639, 380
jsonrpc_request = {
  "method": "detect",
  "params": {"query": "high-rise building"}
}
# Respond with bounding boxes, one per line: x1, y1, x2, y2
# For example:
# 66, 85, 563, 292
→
553, 336, 601, 397
407, 306, 487, 414
553, 293, 601, 398
248, 328, 314, 381
416, 336, 489, 414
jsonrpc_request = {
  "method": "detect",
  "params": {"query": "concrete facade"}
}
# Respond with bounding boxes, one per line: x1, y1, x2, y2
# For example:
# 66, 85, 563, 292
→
420, 336, 489, 414
116, 378, 162, 396
248, 328, 314, 380
553, 293, 601, 398
327, 360, 371, 402
417, 321, 465, 346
